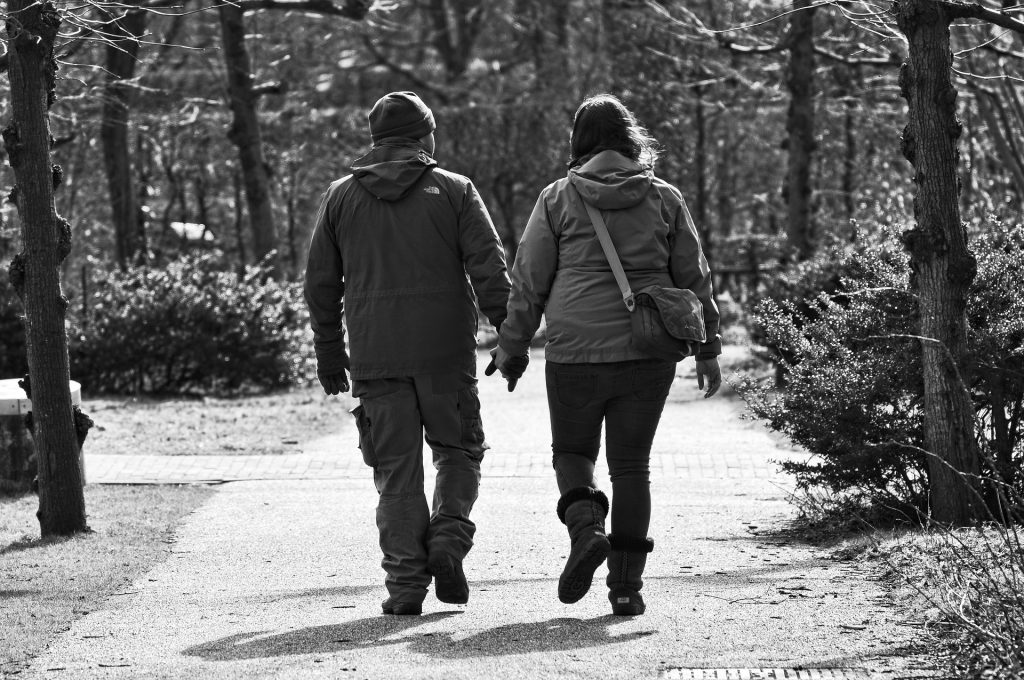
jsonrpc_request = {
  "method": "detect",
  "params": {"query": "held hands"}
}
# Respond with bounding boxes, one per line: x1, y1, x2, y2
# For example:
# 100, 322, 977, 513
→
318, 371, 350, 395
695, 358, 722, 399
484, 346, 529, 392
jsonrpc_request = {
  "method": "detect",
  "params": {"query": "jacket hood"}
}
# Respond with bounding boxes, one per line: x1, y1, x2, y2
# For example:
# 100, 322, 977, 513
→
568, 150, 653, 210
351, 140, 438, 201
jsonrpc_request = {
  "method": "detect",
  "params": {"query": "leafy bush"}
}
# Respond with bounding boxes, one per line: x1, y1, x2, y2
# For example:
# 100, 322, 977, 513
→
69, 254, 313, 396
737, 221, 1024, 516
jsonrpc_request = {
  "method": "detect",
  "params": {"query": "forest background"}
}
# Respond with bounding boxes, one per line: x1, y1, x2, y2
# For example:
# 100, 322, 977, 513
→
4, 0, 1019, 299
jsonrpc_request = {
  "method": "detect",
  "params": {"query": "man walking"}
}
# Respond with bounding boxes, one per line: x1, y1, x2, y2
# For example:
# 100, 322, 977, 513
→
304, 92, 511, 616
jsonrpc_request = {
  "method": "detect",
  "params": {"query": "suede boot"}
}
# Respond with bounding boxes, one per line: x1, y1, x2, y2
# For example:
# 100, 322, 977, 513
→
606, 535, 654, 615
556, 487, 611, 604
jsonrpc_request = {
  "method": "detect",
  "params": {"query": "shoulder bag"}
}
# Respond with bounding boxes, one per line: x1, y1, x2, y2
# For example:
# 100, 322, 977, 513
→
575, 188, 706, 362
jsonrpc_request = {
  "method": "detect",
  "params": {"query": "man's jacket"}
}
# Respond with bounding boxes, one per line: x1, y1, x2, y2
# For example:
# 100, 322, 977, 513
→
304, 140, 510, 380
498, 150, 720, 364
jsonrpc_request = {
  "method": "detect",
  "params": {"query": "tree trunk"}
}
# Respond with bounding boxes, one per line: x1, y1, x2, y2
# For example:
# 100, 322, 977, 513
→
3, 0, 88, 536
426, 0, 486, 83
895, 0, 981, 525
784, 0, 817, 261
839, 66, 859, 228
101, 9, 148, 270
694, 81, 709, 244
218, 3, 278, 272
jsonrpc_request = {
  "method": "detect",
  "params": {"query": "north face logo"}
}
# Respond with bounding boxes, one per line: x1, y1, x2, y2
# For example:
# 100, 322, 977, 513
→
424, 186, 440, 195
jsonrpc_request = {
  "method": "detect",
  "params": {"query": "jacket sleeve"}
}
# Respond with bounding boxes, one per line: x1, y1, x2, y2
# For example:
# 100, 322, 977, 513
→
458, 181, 511, 331
498, 191, 558, 357
303, 188, 350, 377
670, 195, 722, 359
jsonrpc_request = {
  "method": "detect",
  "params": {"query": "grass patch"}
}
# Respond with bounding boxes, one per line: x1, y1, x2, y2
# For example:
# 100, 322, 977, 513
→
0, 484, 214, 674
778, 490, 1024, 678
877, 525, 1024, 680
84, 384, 344, 456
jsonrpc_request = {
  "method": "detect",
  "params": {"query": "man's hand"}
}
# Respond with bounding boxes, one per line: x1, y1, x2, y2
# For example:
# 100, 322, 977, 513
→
484, 346, 529, 392
319, 371, 350, 395
695, 358, 722, 399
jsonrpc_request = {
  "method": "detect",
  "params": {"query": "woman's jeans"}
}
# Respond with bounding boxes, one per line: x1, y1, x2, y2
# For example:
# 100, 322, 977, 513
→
545, 358, 676, 539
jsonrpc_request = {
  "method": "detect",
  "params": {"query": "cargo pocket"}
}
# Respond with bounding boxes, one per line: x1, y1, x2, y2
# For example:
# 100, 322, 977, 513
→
457, 386, 487, 460
350, 404, 377, 468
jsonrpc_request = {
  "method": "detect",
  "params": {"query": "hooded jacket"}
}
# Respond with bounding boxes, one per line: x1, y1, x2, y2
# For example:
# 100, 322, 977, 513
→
498, 150, 720, 363
304, 140, 511, 380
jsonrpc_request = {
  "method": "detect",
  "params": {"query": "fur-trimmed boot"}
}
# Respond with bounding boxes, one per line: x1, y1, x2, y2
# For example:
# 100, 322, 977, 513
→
606, 535, 654, 615
556, 487, 611, 604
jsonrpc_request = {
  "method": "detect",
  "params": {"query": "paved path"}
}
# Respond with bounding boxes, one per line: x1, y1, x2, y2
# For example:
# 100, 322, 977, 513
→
84, 347, 789, 485
25, 350, 936, 680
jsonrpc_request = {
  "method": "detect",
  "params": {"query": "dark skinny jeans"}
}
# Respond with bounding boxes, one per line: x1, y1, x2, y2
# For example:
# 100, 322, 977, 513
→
545, 358, 676, 540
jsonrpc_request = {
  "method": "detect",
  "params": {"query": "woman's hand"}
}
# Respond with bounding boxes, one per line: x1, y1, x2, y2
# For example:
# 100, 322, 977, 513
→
695, 358, 722, 399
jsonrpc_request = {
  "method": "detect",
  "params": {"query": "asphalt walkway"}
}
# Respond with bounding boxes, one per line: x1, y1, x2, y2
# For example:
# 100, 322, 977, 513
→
25, 350, 935, 679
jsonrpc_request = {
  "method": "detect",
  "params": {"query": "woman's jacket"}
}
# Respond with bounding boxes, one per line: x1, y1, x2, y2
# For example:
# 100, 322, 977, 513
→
497, 150, 721, 364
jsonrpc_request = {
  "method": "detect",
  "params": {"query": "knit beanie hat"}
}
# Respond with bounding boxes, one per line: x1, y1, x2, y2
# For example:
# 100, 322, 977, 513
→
368, 91, 436, 143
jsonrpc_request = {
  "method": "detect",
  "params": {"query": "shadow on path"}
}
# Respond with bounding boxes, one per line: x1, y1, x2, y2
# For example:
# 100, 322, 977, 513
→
183, 615, 655, 661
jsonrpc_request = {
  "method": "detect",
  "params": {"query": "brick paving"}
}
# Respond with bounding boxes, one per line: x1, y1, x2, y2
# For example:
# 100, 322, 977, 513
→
84, 349, 803, 486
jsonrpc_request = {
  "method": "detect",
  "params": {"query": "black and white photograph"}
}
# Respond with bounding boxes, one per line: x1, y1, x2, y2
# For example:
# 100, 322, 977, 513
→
1, 1, 1022, 678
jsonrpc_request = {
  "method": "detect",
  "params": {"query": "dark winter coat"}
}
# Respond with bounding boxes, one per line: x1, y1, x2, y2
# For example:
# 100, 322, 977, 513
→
304, 140, 510, 380
498, 150, 720, 363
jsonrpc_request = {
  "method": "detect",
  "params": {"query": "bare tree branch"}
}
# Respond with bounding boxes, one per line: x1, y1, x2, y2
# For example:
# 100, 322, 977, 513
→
716, 36, 789, 54
981, 41, 1024, 58
943, 1, 1024, 34
814, 44, 900, 65
238, 0, 372, 19
359, 33, 452, 103
252, 80, 286, 96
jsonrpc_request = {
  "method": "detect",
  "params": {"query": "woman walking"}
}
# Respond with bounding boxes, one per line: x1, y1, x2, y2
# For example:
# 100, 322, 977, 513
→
492, 94, 722, 615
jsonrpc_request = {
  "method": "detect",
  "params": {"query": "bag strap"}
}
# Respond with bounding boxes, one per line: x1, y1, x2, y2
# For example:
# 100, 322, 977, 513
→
573, 186, 636, 312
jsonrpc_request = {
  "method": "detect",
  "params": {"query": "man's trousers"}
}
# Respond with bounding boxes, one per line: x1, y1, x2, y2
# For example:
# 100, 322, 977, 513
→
351, 373, 486, 603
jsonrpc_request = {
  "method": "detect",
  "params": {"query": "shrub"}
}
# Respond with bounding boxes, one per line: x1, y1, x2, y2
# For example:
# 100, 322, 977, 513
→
69, 254, 314, 396
737, 221, 1024, 516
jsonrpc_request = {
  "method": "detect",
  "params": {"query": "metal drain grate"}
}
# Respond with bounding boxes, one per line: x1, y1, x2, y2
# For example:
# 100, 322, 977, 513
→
660, 670, 875, 680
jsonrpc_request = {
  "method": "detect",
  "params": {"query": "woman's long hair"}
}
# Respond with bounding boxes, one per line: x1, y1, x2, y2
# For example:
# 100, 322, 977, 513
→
568, 93, 660, 170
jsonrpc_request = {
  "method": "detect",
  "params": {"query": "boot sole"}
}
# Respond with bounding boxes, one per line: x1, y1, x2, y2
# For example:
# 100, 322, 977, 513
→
427, 557, 469, 605
381, 598, 422, 616
558, 537, 611, 604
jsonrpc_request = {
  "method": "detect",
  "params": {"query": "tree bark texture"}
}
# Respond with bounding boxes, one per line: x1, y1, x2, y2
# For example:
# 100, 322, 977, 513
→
515, 0, 569, 96
4, 0, 88, 535
426, 0, 486, 83
895, 0, 982, 525
784, 0, 817, 261
218, 3, 278, 271
694, 81, 708, 243
101, 9, 148, 270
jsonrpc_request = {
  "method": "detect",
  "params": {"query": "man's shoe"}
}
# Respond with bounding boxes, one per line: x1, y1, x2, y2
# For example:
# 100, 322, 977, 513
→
427, 554, 469, 604
381, 597, 422, 615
